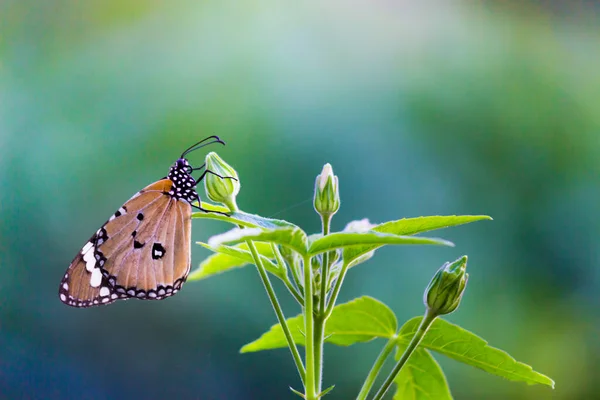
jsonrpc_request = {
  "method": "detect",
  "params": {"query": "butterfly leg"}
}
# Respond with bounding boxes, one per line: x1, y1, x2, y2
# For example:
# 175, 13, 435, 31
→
193, 168, 238, 184
191, 202, 231, 217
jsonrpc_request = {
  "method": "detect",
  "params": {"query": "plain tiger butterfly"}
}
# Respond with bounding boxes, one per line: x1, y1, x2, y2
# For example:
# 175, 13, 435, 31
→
59, 136, 228, 308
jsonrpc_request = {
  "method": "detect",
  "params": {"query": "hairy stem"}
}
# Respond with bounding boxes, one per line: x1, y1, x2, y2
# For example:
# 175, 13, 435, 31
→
372, 310, 437, 400
324, 260, 349, 318
356, 337, 396, 400
225, 198, 306, 384
290, 259, 304, 297
314, 215, 331, 393
303, 255, 317, 400
283, 277, 304, 306
272, 244, 304, 306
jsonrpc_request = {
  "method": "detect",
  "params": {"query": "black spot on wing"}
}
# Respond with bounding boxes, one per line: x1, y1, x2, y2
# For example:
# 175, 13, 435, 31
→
152, 243, 166, 260
133, 240, 144, 249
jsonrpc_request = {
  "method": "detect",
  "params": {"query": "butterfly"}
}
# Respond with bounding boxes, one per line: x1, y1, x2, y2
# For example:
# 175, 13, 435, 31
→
59, 136, 227, 308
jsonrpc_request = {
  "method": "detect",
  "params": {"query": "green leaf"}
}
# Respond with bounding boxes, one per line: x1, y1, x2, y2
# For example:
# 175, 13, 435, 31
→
208, 227, 308, 256
343, 215, 492, 268
192, 204, 300, 230
394, 345, 453, 400
240, 296, 397, 352
308, 232, 453, 256
318, 385, 335, 398
289, 386, 305, 399
398, 317, 555, 388
188, 242, 277, 281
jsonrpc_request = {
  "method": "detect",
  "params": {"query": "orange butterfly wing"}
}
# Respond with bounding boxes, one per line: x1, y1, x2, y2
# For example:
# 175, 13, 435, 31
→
59, 179, 192, 308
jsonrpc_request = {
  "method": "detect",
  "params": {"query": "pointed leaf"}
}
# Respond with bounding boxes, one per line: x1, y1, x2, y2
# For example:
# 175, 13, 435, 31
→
189, 242, 278, 281
208, 227, 308, 256
343, 215, 491, 268
240, 296, 397, 352
289, 387, 305, 399
318, 385, 335, 398
393, 345, 453, 400
308, 232, 453, 256
398, 317, 554, 388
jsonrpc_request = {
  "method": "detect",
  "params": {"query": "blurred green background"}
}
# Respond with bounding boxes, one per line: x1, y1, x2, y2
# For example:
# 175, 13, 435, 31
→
1, 1, 598, 399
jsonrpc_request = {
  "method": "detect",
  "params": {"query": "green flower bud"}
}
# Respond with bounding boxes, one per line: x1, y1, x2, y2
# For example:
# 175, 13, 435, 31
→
313, 163, 340, 218
424, 256, 469, 316
204, 152, 240, 209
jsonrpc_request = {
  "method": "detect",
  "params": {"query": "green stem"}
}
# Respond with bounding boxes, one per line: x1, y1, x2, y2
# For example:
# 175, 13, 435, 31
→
283, 277, 304, 306
355, 337, 396, 400
313, 315, 325, 395
272, 244, 304, 306
290, 259, 304, 297
372, 310, 438, 400
246, 240, 306, 384
324, 260, 349, 318
314, 215, 331, 394
225, 198, 306, 384
318, 216, 332, 314
303, 255, 317, 400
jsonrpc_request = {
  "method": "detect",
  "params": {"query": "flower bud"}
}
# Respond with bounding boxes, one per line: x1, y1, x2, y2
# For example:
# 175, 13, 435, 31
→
313, 163, 340, 218
204, 152, 240, 208
424, 256, 469, 316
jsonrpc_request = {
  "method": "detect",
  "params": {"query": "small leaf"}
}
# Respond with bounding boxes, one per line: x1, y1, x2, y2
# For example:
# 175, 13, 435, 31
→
344, 215, 491, 268
289, 387, 305, 399
208, 227, 308, 256
398, 317, 555, 388
318, 385, 335, 398
192, 204, 300, 230
240, 296, 396, 352
393, 345, 453, 400
188, 242, 277, 281
308, 232, 453, 256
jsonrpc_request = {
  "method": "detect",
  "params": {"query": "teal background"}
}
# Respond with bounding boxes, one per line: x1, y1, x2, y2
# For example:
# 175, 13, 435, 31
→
1, 1, 598, 399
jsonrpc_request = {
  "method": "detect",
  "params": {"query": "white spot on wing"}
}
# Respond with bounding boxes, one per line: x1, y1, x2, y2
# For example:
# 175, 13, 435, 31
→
62, 282, 68, 290
99, 286, 110, 297
81, 241, 93, 254
83, 249, 96, 272
60, 294, 66, 301
90, 268, 102, 287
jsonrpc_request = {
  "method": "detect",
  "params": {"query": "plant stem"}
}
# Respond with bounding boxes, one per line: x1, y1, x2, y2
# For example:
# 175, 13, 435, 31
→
290, 259, 304, 297
246, 240, 306, 384
225, 198, 306, 384
272, 244, 304, 306
355, 337, 396, 400
318, 216, 332, 314
283, 277, 304, 306
303, 255, 317, 400
324, 260, 349, 318
313, 315, 325, 395
314, 215, 331, 394
372, 310, 438, 400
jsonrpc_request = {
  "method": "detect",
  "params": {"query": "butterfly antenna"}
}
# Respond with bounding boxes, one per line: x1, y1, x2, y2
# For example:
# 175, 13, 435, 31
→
181, 136, 226, 158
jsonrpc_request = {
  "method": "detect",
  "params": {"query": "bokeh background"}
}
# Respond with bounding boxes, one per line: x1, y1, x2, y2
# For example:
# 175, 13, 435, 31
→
1, 1, 598, 399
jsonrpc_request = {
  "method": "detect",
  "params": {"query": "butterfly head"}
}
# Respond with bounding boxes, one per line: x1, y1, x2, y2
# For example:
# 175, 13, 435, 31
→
167, 158, 198, 203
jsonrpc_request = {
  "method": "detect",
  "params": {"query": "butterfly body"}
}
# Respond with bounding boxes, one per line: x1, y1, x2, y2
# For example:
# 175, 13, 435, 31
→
59, 157, 199, 308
